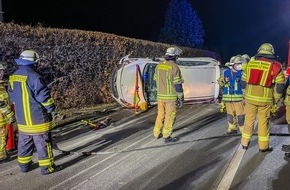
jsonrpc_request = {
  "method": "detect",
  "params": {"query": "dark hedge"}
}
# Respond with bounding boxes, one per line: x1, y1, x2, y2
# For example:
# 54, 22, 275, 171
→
0, 22, 220, 110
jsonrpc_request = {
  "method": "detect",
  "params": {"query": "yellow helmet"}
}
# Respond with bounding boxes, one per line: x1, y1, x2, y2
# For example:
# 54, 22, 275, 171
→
257, 43, 274, 55
241, 54, 250, 62
231, 56, 244, 64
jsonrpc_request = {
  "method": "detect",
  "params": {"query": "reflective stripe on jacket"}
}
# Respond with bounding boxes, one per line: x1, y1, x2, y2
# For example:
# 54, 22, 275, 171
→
0, 81, 14, 124
153, 60, 183, 102
242, 57, 285, 105
221, 69, 243, 102
8, 65, 55, 134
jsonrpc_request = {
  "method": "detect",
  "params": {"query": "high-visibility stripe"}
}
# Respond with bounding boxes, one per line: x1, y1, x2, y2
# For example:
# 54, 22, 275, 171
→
18, 155, 32, 164
173, 76, 182, 84
39, 158, 52, 167
18, 121, 55, 134
242, 132, 252, 140
245, 94, 272, 102
244, 85, 272, 103
9, 75, 28, 82
158, 64, 172, 71
42, 98, 55, 107
259, 135, 269, 142
157, 94, 177, 100
168, 73, 172, 95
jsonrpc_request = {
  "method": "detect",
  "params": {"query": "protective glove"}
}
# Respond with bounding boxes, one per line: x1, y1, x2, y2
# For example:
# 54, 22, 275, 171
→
177, 98, 184, 109
217, 77, 226, 86
270, 103, 278, 116
220, 101, 226, 113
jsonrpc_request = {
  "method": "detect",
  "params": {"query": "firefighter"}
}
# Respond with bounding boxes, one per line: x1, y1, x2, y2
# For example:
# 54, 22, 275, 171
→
218, 55, 245, 134
0, 62, 17, 152
153, 47, 184, 143
241, 43, 285, 152
0, 95, 14, 161
8, 50, 59, 175
241, 54, 250, 71
281, 68, 290, 155
0, 62, 15, 161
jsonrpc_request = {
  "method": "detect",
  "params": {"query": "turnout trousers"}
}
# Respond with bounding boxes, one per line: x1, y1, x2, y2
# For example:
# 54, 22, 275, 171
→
153, 101, 177, 138
225, 102, 245, 133
0, 125, 7, 160
18, 132, 55, 174
286, 105, 290, 124
241, 102, 271, 150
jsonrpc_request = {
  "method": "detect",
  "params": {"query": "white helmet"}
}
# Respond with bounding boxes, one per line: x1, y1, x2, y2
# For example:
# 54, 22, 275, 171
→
19, 50, 40, 62
165, 47, 182, 56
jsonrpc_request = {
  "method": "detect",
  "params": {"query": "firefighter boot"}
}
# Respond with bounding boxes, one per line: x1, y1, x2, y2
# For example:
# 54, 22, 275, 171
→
281, 125, 290, 151
225, 122, 238, 135
285, 152, 290, 158
259, 147, 273, 153
0, 152, 7, 161
164, 136, 180, 143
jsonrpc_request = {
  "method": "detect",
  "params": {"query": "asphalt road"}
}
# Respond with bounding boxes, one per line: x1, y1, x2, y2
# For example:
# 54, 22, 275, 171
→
0, 103, 290, 190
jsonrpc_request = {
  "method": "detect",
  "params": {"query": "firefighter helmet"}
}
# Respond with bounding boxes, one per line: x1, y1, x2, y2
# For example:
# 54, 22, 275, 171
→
19, 50, 40, 62
257, 43, 274, 55
232, 56, 244, 64
165, 47, 182, 56
241, 54, 250, 62
230, 56, 236, 63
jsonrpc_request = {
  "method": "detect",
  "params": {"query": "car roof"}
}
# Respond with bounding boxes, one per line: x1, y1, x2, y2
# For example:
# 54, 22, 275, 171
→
120, 56, 220, 67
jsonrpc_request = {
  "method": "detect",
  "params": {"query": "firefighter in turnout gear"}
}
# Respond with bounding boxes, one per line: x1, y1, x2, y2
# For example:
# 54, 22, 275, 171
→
0, 62, 17, 153
241, 43, 285, 152
0, 74, 15, 161
153, 47, 184, 143
8, 50, 59, 175
0, 102, 14, 161
218, 55, 245, 134
241, 54, 250, 71
282, 68, 290, 153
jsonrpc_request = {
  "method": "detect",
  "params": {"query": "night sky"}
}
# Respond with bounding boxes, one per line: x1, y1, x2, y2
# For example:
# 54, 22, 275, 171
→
2, 0, 290, 64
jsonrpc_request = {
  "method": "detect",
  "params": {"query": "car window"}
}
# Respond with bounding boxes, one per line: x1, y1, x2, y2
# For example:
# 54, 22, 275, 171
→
176, 61, 210, 66
143, 63, 158, 103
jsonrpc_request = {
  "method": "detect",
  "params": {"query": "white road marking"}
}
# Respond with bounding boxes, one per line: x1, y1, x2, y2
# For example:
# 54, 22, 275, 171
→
216, 144, 245, 190
49, 133, 154, 190
216, 120, 258, 190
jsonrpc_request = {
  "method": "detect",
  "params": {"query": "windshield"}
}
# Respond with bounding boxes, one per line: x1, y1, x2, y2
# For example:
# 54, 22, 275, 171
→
176, 60, 211, 66
143, 63, 157, 103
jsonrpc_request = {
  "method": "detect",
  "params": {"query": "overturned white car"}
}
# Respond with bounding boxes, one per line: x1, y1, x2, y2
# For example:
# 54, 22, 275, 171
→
110, 54, 227, 112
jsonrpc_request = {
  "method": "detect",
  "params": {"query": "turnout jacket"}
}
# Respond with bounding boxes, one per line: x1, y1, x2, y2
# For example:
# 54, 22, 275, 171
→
241, 56, 285, 105
153, 60, 183, 102
8, 65, 55, 134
